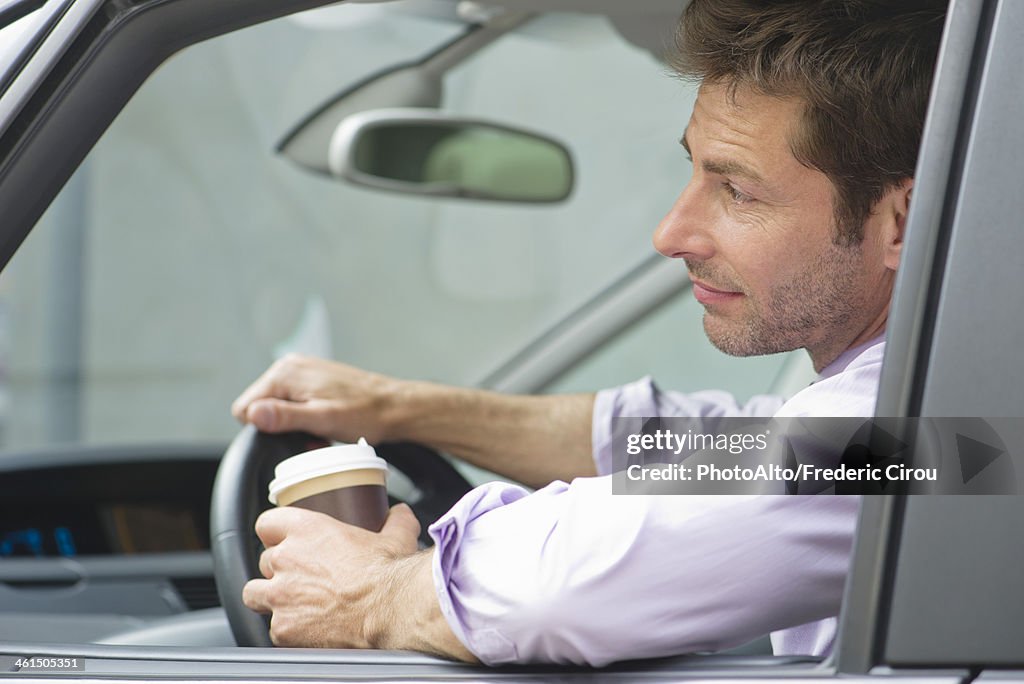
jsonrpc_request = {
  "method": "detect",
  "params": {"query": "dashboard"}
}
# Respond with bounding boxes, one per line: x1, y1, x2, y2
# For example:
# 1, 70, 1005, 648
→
0, 445, 226, 643
1, 502, 202, 558
0, 459, 216, 558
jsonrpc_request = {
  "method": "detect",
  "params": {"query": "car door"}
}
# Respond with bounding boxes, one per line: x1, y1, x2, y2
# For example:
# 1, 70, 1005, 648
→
837, 0, 1024, 676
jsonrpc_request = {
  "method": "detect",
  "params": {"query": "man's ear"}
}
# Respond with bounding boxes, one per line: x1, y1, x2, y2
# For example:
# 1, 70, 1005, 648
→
882, 178, 913, 271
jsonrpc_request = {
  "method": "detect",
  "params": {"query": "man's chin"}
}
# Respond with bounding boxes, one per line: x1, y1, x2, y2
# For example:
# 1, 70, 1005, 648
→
702, 315, 801, 358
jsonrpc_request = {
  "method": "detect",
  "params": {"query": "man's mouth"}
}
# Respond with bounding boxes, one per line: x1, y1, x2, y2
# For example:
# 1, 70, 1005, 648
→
689, 276, 743, 305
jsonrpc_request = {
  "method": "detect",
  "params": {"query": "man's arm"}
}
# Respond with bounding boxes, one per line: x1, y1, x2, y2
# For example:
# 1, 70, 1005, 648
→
231, 354, 595, 488
241, 477, 858, 665
231, 354, 595, 487
428, 478, 859, 665
237, 375, 806, 662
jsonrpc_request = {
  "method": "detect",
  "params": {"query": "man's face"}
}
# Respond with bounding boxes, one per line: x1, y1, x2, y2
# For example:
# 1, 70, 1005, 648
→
654, 83, 894, 368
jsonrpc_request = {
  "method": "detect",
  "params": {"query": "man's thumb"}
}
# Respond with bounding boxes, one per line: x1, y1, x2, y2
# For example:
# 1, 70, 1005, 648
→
247, 398, 311, 434
381, 503, 421, 547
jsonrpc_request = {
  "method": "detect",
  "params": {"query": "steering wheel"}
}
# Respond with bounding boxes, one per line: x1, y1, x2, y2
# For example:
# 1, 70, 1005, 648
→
210, 424, 473, 647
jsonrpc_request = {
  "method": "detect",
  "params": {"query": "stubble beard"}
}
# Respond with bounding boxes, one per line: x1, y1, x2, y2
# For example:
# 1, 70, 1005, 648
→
691, 239, 866, 359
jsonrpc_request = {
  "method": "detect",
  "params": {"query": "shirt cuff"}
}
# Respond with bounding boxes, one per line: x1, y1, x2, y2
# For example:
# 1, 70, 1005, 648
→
427, 481, 531, 663
591, 376, 657, 476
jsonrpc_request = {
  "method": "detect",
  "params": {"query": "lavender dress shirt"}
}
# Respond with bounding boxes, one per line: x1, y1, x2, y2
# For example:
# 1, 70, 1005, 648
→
428, 338, 885, 666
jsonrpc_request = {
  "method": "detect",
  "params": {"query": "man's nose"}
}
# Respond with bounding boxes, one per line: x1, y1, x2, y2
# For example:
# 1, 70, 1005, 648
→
653, 184, 714, 260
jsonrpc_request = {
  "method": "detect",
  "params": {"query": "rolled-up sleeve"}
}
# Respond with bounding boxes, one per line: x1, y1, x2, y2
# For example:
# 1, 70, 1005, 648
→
428, 476, 857, 665
426, 378, 851, 666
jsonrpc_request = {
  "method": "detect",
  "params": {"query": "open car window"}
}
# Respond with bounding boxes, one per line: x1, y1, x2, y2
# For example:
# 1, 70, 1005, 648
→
5, 0, 1024, 680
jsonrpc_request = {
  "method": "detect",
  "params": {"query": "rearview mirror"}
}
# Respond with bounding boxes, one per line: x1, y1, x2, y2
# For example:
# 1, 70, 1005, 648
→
328, 109, 574, 203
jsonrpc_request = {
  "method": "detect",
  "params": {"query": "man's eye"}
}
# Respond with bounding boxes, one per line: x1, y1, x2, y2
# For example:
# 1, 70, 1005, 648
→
724, 182, 754, 204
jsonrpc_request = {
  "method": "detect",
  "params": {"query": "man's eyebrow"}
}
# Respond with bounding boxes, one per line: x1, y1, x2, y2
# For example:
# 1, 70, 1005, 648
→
679, 130, 766, 186
702, 159, 766, 185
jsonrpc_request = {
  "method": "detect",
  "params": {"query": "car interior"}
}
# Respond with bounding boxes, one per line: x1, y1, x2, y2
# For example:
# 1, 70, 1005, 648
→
0, 0, 810, 659
1, 0, 1023, 680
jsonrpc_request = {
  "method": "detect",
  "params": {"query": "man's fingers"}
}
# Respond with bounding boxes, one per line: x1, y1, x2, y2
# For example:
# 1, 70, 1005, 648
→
231, 368, 280, 423
255, 506, 304, 547
231, 354, 308, 424
247, 398, 287, 433
255, 506, 339, 547
381, 503, 421, 550
258, 546, 275, 579
230, 391, 253, 423
242, 578, 273, 614
246, 397, 327, 435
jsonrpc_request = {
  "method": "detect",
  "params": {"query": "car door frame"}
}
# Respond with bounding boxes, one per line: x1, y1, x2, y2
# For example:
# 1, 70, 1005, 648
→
839, 0, 1024, 676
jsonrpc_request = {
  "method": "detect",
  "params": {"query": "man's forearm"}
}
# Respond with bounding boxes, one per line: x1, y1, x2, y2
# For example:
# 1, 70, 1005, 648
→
384, 383, 596, 488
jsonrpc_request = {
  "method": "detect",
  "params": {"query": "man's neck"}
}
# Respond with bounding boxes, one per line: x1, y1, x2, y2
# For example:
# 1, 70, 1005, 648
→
807, 315, 888, 373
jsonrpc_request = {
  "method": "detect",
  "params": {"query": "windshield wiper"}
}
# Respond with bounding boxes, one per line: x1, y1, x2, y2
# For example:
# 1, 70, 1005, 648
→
0, 0, 46, 31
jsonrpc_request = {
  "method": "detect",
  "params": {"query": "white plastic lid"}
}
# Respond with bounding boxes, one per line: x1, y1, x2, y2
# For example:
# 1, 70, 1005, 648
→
267, 438, 388, 504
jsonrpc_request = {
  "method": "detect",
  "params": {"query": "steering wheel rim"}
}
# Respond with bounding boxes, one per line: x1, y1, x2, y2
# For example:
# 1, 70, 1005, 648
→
210, 424, 473, 648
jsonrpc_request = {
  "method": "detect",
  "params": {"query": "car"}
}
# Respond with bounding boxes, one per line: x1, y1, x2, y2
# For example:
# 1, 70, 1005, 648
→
0, 0, 1021, 681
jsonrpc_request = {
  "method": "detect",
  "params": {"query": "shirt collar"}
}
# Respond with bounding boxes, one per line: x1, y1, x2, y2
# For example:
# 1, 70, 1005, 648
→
817, 334, 886, 382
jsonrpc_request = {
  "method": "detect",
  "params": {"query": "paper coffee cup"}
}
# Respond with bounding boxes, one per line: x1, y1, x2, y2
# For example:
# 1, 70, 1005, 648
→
268, 438, 389, 532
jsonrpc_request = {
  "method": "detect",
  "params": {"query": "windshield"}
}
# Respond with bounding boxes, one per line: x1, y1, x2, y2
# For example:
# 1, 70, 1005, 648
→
0, 5, 799, 453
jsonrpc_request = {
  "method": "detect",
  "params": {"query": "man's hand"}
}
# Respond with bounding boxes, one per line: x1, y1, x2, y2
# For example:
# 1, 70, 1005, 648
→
231, 354, 597, 487
231, 354, 404, 444
242, 504, 475, 660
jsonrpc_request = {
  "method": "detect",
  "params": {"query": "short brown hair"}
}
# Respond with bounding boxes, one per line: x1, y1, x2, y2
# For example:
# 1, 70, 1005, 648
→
671, 0, 946, 244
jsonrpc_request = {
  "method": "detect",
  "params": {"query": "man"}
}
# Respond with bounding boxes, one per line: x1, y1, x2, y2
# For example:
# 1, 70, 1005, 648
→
233, 0, 945, 666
